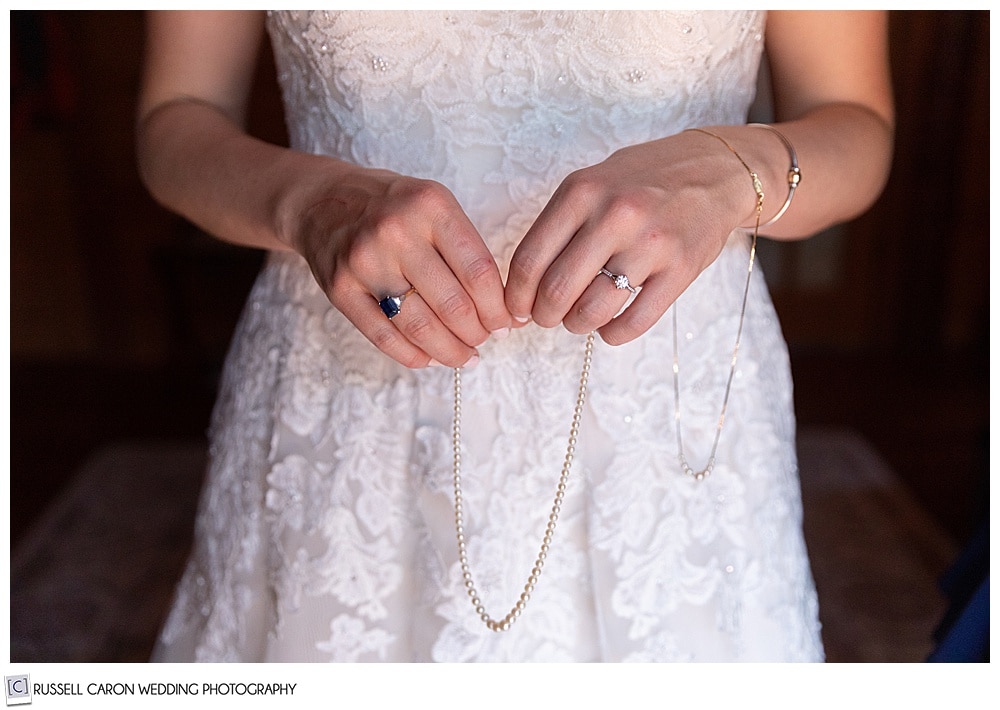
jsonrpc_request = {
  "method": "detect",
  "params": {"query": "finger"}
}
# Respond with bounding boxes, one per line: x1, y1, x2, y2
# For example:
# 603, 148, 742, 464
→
404, 246, 493, 349
562, 264, 643, 335
526, 214, 643, 328
431, 208, 513, 338
596, 271, 685, 346
505, 180, 588, 319
387, 290, 480, 368
336, 283, 435, 369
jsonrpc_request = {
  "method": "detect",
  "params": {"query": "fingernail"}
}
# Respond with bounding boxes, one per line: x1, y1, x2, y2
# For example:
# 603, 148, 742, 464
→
514, 315, 532, 324
427, 359, 445, 367
463, 354, 480, 369
491, 327, 511, 340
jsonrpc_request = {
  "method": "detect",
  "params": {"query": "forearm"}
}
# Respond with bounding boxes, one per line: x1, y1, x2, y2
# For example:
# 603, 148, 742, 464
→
137, 97, 332, 252
699, 102, 894, 240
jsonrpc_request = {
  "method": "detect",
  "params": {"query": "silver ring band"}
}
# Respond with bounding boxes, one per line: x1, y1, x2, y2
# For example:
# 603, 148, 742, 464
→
599, 267, 638, 295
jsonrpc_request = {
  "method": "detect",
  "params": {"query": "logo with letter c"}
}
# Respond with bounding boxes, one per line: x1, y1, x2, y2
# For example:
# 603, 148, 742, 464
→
5, 676, 31, 706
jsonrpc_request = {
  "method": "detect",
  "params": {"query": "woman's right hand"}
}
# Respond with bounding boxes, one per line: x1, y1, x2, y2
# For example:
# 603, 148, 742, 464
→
138, 11, 511, 370
282, 162, 513, 369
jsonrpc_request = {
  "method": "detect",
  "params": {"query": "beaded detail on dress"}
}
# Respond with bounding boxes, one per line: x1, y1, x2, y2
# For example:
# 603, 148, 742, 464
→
153, 10, 823, 662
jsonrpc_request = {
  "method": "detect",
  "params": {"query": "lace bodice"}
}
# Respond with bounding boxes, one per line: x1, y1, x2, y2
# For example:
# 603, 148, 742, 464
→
153, 10, 823, 662
269, 10, 763, 265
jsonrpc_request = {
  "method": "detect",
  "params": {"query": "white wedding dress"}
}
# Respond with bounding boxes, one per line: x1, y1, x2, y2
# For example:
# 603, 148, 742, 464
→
153, 10, 824, 662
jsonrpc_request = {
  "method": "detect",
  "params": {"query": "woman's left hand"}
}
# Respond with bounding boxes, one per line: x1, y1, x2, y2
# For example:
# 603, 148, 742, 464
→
504, 129, 760, 346
507, 11, 895, 344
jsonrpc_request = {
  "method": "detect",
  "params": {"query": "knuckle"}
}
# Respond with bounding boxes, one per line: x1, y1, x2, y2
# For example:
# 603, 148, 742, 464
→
606, 195, 641, 224
538, 271, 576, 308
369, 323, 400, 352
561, 167, 596, 195
405, 178, 452, 213
559, 174, 601, 210
342, 243, 379, 279
403, 313, 435, 341
368, 213, 409, 248
507, 250, 546, 286
462, 253, 498, 286
326, 269, 355, 304
436, 290, 476, 322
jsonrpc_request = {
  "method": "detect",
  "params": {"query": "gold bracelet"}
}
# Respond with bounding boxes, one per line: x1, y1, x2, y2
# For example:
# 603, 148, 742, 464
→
686, 128, 764, 232
748, 123, 801, 227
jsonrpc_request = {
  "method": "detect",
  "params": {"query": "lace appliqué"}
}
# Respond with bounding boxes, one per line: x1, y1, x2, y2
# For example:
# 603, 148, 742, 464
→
153, 11, 823, 663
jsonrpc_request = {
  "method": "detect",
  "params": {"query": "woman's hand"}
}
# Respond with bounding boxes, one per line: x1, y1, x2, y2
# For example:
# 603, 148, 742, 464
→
285, 163, 513, 369
137, 11, 512, 370
505, 10, 895, 347
138, 11, 892, 362
504, 129, 759, 346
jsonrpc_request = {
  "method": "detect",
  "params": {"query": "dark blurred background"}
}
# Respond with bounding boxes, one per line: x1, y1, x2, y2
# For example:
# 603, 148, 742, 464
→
8, 11, 989, 660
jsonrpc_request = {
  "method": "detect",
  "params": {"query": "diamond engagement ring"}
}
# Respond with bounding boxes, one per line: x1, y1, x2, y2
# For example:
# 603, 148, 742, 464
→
599, 267, 638, 295
378, 287, 417, 319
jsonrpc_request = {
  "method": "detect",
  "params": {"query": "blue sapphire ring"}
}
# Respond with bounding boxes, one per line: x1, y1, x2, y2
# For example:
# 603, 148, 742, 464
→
599, 267, 638, 295
378, 286, 417, 319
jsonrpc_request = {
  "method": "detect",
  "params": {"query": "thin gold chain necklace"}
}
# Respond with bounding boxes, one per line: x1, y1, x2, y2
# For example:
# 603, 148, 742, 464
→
676, 128, 763, 480
672, 232, 758, 480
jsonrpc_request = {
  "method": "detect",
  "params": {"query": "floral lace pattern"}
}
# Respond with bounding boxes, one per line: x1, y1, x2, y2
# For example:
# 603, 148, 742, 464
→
153, 10, 823, 662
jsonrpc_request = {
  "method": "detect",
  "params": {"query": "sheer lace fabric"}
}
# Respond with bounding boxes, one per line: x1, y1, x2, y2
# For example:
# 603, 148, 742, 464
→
153, 10, 823, 662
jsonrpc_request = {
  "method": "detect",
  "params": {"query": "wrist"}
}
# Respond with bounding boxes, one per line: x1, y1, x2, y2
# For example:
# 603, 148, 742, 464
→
747, 123, 801, 228
686, 127, 766, 231
688, 124, 795, 231
271, 151, 353, 256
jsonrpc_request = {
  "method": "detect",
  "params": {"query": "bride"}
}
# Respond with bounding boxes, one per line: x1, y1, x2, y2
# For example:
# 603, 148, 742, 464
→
137, 10, 893, 661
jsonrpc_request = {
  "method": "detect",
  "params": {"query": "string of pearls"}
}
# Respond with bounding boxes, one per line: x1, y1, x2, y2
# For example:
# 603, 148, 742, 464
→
449, 127, 772, 627
451, 331, 595, 632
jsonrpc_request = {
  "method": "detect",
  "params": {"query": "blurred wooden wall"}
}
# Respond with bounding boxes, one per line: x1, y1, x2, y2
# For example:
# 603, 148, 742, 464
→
10, 11, 989, 540
766, 11, 988, 356
11, 11, 283, 369
11, 10, 988, 365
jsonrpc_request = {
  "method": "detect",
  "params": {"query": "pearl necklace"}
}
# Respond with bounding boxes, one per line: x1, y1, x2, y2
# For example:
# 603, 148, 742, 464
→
450, 236, 754, 632
451, 332, 595, 632
450, 237, 753, 632
450, 128, 765, 632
